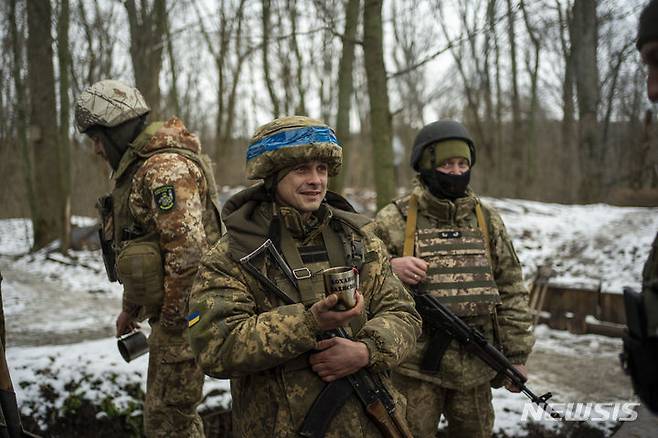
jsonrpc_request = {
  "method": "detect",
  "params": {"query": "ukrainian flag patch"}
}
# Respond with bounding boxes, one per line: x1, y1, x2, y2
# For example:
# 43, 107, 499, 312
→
187, 310, 201, 328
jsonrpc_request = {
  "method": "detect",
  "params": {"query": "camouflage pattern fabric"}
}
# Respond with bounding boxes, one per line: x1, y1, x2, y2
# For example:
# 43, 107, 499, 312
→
145, 321, 204, 438
245, 115, 342, 180
126, 118, 217, 330
643, 231, 658, 337
106, 117, 219, 437
392, 372, 493, 438
375, 177, 534, 391
0, 270, 4, 349
415, 226, 501, 317
188, 187, 422, 437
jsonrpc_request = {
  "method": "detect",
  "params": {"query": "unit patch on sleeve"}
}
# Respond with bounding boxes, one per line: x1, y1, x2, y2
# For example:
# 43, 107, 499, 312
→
153, 185, 176, 212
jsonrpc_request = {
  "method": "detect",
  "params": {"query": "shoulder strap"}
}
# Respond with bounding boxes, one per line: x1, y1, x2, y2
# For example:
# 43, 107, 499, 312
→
475, 201, 492, 265
403, 194, 418, 257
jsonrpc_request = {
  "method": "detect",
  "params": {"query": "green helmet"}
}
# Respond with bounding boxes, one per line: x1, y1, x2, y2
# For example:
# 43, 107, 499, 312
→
245, 115, 342, 180
74, 80, 150, 133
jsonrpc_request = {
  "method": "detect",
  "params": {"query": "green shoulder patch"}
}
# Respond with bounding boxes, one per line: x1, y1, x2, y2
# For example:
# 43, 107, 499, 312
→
153, 185, 176, 212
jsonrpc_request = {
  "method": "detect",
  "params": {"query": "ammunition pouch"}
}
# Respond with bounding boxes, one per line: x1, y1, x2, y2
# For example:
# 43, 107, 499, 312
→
116, 239, 164, 307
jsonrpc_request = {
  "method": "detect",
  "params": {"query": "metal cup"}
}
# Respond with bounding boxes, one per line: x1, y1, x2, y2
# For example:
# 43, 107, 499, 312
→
322, 266, 358, 310
117, 330, 149, 362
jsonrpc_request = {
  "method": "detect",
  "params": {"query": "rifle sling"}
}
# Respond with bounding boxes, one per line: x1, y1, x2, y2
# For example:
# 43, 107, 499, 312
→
299, 378, 354, 438
402, 195, 418, 257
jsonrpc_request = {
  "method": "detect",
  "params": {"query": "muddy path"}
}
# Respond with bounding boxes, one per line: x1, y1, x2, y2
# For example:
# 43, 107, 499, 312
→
1, 259, 121, 347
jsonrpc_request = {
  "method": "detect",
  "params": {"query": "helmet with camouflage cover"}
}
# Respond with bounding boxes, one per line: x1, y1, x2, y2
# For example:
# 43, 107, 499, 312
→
74, 80, 150, 133
245, 116, 342, 180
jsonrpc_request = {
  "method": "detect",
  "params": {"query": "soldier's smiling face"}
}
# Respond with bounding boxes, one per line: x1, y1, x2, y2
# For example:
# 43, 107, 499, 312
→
275, 160, 328, 216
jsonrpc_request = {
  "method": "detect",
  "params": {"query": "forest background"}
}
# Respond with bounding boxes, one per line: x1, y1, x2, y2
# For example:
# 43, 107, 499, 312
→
0, 0, 656, 252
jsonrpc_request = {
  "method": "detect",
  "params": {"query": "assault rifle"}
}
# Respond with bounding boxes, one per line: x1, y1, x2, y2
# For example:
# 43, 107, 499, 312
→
413, 290, 562, 420
240, 239, 413, 438
0, 344, 40, 438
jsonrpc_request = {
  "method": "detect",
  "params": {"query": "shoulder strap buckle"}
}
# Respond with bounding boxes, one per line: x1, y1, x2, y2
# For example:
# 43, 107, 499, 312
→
293, 267, 312, 280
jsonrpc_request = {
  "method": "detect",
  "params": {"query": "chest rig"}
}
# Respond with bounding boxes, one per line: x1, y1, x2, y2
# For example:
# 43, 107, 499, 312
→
264, 205, 368, 335
97, 122, 222, 288
398, 194, 500, 317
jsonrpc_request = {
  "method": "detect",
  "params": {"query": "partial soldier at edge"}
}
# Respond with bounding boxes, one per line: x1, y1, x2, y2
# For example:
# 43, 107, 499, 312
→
620, 0, 658, 415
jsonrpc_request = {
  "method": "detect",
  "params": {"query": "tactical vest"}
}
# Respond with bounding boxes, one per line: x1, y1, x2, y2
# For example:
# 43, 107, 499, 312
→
396, 195, 501, 317
239, 205, 370, 339
97, 122, 222, 307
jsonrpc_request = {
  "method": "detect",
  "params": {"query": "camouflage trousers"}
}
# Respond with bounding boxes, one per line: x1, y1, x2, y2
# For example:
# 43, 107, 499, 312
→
392, 372, 494, 438
145, 321, 205, 438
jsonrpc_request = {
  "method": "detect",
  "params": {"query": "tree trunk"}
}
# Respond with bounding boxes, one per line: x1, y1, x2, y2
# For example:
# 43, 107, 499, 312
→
363, 0, 395, 210
9, 0, 37, 225
330, 0, 360, 194
57, 0, 72, 252
124, 0, 167, 119
261, 0, 280, 117
558, 0, 578, 202
521, 0, 540, 189
27, 0, 64, 249
506, 0, 523, 194
164, 13, 181, 117
571, 0, 600, 202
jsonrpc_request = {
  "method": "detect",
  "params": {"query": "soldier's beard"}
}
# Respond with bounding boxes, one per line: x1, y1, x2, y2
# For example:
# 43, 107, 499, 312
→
420, 169, 471, 200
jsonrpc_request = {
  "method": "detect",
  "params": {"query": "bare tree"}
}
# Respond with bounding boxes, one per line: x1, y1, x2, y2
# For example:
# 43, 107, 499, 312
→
261, 0, 281, 117
57, 0, 72, 252
8, 0, 36, 224
571, 0, 601, 201
520, 0, 541, 187
330, 0, 360, 193
124, 0, 167, 119
27, 0, 65, 249
506, 0, 523, 192
364, 0, 395, 209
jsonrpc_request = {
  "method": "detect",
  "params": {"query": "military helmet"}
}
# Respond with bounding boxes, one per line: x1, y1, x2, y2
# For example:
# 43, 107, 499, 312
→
74, 80, 150, 133
410, 120, 476, 171
245, 115, 342, 180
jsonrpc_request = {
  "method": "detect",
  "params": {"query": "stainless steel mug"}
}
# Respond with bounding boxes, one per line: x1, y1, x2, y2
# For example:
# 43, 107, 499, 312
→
117, 330, 149, 362
322, 266, 358, 310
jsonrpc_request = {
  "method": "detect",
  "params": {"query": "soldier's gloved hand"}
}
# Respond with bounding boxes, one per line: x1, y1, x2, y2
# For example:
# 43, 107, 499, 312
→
505, 364, 528, 393
309, 337, 370, 382
391, 256, 428, 285
116, 311, 140, 337
310, 291, 364, 331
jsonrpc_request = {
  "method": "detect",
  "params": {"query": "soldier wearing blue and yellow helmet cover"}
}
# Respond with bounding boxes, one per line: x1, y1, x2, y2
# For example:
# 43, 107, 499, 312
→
187, 116, 421, 437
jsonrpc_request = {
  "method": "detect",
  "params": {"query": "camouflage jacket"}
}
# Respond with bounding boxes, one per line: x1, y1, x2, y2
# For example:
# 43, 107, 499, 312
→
115, 117, 221, 330
643, 231, 658, 337
375, 180, 534, 389
188, 183, 422, 437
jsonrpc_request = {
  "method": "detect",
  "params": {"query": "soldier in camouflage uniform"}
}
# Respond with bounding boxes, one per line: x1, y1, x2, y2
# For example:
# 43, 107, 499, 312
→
375, 120, 534, 437
74, 80, 222, 437
187, 116, 422, 437
620, 0, 658, 414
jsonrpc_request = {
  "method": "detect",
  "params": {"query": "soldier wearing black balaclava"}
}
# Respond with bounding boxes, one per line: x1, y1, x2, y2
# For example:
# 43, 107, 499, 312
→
375, 120, 534, 437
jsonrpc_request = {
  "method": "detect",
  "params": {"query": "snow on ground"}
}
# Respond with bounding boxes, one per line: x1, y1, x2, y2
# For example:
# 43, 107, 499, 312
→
482, 198, 658, 293
0, 197, 656, 434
